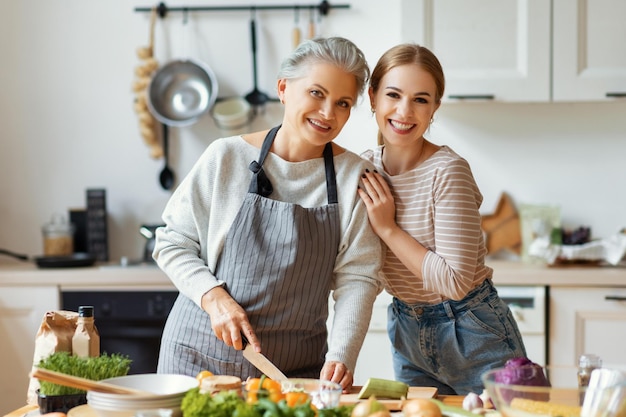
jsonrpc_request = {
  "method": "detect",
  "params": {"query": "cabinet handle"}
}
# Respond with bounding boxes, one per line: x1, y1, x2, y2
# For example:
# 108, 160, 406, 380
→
448, 94, 495, 100
606, 92, 626, 98
605, 295, 626, 301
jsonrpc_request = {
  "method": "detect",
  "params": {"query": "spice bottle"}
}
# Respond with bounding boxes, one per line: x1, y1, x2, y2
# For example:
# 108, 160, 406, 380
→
72, 306, 100, 358
42, 214, 74, 256
578, 353, 602, 404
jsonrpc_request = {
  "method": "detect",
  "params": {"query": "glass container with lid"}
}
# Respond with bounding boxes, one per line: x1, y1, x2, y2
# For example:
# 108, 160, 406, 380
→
42, 213, 74, 256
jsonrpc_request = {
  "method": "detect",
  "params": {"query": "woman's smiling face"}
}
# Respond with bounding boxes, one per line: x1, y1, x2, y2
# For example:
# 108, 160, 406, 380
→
369, 63, 440, 148
278, 62, 358, 148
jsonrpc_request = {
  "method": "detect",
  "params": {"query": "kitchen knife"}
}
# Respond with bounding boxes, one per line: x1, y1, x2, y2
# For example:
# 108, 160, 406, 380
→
242, 342, 288, 381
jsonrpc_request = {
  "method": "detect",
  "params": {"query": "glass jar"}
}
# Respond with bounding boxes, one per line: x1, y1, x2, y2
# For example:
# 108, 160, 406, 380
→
42, 214, 74, 256
578, 353, 602, 404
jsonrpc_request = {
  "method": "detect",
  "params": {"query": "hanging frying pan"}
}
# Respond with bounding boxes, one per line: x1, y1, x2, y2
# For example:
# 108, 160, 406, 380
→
147, 58, 219, 127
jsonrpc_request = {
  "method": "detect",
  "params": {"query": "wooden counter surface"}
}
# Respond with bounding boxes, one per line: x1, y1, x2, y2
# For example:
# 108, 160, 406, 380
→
4, 397, 467, 417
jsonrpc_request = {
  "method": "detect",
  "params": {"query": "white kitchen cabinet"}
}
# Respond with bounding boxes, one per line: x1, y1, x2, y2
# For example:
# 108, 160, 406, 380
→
401, 0, 626, 102
552, 0, 626, 101
549, 286, 626, 371
0, 285, 59, 415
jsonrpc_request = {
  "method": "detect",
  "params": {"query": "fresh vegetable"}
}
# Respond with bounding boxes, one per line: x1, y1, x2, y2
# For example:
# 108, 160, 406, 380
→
357, 378, 409, 400
462, 392, 483, 411
182, 387, 331, 417
510, 397, 581, 417
435, 400, 481, 417
351, 396, 389, 417
244, 375, 284, 403
402, 398, 442, 417
494, 357, 550, 402
496, 357, 550, 387
182, 388, 252, 417
285, 391, 310, 407
196, 370, 214, 382
37, 351, 131, 396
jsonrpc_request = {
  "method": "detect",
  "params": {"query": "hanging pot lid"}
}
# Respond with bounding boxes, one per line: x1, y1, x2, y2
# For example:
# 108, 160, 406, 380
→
147, 58, 219, 127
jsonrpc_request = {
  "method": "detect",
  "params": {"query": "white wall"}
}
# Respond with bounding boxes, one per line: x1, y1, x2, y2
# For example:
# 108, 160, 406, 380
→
1, 0, 624, 263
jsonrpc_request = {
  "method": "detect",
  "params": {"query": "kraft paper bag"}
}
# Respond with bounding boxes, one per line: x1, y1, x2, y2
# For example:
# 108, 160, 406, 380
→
26, 310, 78, 405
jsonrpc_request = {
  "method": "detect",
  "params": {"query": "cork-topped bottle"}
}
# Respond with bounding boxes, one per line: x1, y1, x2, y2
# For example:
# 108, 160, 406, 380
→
72, 306, 100, 358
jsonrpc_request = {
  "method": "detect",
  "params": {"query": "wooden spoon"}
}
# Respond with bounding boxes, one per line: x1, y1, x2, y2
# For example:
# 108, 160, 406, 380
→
31, 368, 151, 396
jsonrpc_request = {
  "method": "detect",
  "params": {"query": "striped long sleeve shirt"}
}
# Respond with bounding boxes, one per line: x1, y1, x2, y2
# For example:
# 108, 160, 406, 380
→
361, 145, 493, 304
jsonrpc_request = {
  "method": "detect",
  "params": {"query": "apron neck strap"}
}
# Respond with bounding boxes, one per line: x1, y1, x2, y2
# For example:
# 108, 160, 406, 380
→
247, 126, 280, 197
248, 125, 338, 204
323, 143, 337, 204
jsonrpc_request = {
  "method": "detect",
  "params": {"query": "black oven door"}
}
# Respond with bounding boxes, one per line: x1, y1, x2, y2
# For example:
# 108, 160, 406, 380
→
62, 290, 179, 374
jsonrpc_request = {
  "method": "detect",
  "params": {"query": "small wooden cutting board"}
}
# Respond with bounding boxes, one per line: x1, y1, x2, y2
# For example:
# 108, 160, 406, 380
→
340, 386, 438, 410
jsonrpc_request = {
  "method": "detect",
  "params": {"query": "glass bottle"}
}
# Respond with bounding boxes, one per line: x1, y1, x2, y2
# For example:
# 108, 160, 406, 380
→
578, 353, 602, 405
72, 306, 100, 358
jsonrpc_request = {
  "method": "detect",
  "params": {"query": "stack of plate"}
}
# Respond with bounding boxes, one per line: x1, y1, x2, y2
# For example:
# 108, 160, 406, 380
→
87, 374, 198, 417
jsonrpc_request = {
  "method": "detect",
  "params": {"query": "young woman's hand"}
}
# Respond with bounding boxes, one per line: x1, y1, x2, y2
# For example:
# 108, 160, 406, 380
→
201, 286, 260, 352
358, 170, 398, 240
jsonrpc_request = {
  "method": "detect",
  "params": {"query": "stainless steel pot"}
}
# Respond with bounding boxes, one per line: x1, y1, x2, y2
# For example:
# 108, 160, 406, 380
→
147, 58, 218, 127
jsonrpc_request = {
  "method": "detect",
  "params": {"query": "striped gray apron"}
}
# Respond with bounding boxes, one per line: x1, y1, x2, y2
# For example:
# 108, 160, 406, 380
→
158, 126, 341, 379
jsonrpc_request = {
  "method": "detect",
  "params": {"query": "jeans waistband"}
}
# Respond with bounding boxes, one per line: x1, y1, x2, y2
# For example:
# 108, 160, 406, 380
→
392, 279, 495, 321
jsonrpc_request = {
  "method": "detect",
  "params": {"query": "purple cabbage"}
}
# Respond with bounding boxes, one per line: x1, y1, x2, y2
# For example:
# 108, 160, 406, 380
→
493, 357, 550, 402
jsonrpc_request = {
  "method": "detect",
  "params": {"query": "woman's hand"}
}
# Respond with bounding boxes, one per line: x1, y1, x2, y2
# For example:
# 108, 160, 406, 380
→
201, 286, 260, 352
320, 361, 353, 392
357, 170, 398, 240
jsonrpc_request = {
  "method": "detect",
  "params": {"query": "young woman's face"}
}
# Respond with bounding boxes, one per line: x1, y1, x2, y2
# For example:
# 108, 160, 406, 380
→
278, 62, 357, 148
369, 63, 440, 147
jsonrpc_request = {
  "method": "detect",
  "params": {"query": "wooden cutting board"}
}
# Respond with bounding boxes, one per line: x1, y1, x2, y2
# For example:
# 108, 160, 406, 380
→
340, 386, 438, 410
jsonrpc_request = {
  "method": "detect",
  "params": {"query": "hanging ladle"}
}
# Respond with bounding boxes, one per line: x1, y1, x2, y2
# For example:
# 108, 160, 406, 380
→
244, 10, 269, 115
159, 123, 175, 190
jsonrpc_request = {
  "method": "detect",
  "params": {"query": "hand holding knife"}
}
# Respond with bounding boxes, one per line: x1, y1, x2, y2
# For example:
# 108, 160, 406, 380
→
242, 335, 288, 381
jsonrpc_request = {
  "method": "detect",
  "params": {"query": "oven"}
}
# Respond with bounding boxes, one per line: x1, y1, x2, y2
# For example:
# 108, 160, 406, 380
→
62, 290, 179, 374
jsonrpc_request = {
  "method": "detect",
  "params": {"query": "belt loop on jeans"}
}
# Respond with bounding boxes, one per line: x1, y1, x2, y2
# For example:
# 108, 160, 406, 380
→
443, 301, 455, 319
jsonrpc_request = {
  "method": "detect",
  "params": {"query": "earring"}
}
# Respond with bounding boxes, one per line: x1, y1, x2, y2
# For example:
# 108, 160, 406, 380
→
371, 108, 375, 114
430, 117, 434, 124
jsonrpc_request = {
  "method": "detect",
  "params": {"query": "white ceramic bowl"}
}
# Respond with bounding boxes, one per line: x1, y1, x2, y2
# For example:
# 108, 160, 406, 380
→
87, 373, 198, 417
211, 97, 251, 130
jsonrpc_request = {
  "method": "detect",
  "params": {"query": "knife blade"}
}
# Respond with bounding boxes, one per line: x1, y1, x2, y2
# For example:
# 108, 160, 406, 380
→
242, 343, 288, 381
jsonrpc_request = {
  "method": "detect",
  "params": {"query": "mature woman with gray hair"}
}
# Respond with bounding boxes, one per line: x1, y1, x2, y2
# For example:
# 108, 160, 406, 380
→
154, 37, 383, 391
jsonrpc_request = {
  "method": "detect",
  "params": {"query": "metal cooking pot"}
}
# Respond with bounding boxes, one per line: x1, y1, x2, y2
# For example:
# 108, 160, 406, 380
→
147, 58, 218, 127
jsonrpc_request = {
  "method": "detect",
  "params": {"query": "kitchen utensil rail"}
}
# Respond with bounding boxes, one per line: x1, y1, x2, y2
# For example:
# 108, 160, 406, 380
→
30, 368, 151, 396
134, 1, 350, 18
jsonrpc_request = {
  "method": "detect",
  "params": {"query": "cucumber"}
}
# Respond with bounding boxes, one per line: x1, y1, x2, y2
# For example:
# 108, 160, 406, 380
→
357, 377, 409, 399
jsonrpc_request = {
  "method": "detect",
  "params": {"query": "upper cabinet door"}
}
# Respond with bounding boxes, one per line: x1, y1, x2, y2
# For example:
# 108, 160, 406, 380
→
552, 0, 626, 101
401, 0, 551, 102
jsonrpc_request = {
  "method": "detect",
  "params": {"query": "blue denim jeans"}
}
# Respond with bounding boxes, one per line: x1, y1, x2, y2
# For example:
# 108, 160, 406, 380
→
388, 279, 527, 395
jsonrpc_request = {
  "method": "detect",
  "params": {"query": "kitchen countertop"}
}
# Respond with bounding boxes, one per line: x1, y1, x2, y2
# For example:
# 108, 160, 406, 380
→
0, 262, 174, 290
1, 259, 625, 289
2, 396, 468, 417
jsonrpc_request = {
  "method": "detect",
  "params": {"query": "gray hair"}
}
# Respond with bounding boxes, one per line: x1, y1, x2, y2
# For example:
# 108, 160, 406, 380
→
277, 37, 370, 101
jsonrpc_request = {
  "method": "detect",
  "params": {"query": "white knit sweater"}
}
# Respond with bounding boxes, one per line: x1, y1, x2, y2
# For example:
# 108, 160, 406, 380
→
154, 135, 384, 371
